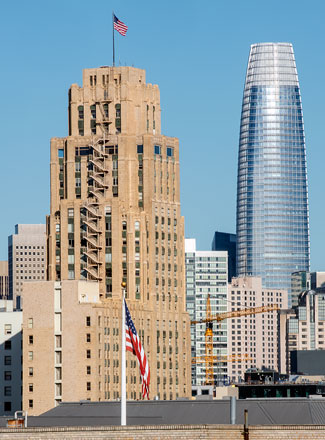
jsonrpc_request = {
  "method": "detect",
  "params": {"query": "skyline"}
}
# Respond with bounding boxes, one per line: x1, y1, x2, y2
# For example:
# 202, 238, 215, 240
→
1, 0, 325, 271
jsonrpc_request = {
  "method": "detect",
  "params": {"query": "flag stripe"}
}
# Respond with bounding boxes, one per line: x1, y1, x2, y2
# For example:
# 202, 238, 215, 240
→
124, 300, 150, 399
114, 15, 128, 36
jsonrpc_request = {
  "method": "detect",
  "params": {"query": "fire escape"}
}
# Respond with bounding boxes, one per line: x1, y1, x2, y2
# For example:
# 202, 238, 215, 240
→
83, 136, 109, 282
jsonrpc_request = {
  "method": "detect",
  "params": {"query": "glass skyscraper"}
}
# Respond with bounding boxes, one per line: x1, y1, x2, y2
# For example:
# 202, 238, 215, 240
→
236, 43, 310, 293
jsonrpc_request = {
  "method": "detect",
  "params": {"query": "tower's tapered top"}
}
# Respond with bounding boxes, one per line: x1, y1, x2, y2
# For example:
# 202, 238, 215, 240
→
245, 42, 298, 86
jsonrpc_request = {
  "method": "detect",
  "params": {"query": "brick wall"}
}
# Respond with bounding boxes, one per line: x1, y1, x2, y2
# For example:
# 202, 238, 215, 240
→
0, 425, 325, 439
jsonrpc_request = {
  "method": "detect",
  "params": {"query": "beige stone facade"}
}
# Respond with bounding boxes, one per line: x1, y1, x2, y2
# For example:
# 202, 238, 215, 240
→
23, 66, 191, 415
227, 277, 288, 380
0, 261, 8, 298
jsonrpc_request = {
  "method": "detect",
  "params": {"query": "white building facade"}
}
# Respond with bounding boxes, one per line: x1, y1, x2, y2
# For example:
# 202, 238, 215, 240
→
185, 239, 228, 386
0, 300, 22, 415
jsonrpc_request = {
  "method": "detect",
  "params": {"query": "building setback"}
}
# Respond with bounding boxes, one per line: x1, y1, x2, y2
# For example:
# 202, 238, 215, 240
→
227, 277, 287, 381
236, 43, 310, 295
23, 66, 191, 415
8, 224, 46, 309
185, 239, 228, 386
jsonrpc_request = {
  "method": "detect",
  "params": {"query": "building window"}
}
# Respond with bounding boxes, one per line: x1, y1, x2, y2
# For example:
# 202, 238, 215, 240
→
4, 371, 12, 381
4, 386, 11, 396
4, 341, 11, 350
86, 316, 91, 327
29, 383, 33, 392
29, 367, 33, 377
29, 335, 33, 345
167, 147, 174, 157
137, 145, 143, 154
4, 356, 11, 366
28, 351, 33, 361
4, 402, 11, 412
86, 350, 91, 359
87, 382, 91, 391
86, 334, 91, 343
154, 145, 161, 155
28, 318, 33, 329
87, 366, 91, 375
29, 400, 33, 409
4, 324, 12, 335
78, 105, 84, 119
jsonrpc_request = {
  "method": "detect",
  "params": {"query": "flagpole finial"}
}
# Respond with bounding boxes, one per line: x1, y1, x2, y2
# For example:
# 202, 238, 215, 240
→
121, 281, 127, 288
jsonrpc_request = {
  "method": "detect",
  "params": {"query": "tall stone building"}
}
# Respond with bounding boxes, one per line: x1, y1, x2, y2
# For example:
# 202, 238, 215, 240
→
23, 66, 191, 415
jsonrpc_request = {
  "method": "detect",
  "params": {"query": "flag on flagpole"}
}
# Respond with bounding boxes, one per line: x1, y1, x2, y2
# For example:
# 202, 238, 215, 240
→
114, 14, 128, 36
124, 300, 150, 399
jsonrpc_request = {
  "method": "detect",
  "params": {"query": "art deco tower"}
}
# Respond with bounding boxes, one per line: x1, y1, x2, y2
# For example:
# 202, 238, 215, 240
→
27, 66, 191, 409
236, 43, 310, 293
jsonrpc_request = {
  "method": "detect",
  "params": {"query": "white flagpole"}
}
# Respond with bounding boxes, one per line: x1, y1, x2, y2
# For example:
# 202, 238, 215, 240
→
121, 282, 126, 426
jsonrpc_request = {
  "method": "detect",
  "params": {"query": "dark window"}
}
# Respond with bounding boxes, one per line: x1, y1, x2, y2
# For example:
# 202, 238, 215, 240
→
4, 371, 12, 381
29, 400, 33, 408
154, 145, 161, 155
87, 382, 91, 391
4, 341, 11, 350
86, 350, 91, 359
167, 147, 174, 157
86, 334, 91, 343
4, 386, 11, 396
4, 356, 11, 366
90, 105, 96, 119
137, 145, 143, 154
103, 103, 109, 117
4, 402, 11, 412
78, 105, 84, 119
87, 366, 91, 375
86, 316, 91, 327
29, 335, 33, 345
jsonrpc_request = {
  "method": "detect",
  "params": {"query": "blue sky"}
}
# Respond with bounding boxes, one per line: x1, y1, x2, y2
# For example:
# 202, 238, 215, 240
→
0, 0, 324, 270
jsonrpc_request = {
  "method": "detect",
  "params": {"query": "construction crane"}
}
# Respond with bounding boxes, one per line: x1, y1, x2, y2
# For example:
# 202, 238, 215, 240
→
191, 294, 280, 385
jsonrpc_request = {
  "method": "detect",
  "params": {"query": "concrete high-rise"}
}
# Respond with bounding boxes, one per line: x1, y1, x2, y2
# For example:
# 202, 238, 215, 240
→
8, 224, 46, 308
23, 66, 191, 415
236, 43, 310, 294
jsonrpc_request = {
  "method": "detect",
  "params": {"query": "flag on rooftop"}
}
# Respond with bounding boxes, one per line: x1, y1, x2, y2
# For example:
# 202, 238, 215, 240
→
114, 14, 128, 36
125, 299, 150, 399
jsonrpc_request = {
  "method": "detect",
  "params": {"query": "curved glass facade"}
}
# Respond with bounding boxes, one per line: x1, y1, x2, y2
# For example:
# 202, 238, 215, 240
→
236, 43, 310, 293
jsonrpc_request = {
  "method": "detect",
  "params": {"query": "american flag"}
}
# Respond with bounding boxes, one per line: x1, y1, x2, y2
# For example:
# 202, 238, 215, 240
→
114, 14, 128, 36
125, 300, 150, 399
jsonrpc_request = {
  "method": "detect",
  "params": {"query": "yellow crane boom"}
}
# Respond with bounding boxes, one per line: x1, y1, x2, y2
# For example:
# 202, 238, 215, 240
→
191, 303, 279, 325
191, 295, 280, 385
